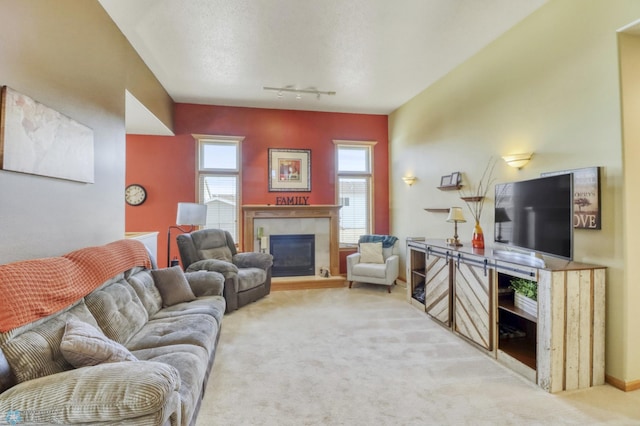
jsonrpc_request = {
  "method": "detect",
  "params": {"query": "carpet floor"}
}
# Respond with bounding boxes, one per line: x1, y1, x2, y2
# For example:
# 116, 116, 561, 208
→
196, 284, 640, 425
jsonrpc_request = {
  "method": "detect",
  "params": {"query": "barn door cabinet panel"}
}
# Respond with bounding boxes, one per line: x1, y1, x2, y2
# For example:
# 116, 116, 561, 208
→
454, 252, 493, 351
424, 246, 453, 328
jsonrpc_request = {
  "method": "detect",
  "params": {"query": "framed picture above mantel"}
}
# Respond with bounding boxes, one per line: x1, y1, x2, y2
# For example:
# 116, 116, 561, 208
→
268, 148, 311, 192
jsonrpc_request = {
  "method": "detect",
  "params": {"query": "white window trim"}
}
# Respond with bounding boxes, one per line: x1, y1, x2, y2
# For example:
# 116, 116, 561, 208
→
333, 140, 377, 246
194, 135, 244, 243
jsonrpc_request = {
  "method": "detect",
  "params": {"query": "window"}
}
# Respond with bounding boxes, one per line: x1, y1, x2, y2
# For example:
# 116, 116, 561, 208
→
196, 136, 243, 241
334, 141, 376, 245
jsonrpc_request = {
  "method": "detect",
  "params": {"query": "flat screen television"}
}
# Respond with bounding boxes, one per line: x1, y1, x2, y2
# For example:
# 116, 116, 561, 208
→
494, 174, 573, 260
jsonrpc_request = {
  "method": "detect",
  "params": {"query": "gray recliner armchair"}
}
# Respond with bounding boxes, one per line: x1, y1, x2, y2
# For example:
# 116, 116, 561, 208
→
177, 229, 273, 313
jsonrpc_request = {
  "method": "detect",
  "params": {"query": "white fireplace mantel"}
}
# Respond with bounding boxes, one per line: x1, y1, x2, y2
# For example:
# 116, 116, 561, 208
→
242, 205, 342, 276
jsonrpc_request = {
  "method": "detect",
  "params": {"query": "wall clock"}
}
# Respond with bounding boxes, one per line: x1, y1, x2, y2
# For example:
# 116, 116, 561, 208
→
125, 184, 147, 206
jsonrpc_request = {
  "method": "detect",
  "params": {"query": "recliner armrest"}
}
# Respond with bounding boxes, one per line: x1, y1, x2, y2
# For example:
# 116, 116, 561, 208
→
184, 270, 225, 297
233, 252, 273, 270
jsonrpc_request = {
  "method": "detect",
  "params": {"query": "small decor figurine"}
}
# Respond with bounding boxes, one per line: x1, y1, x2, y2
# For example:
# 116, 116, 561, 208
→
460, 158, 497, 249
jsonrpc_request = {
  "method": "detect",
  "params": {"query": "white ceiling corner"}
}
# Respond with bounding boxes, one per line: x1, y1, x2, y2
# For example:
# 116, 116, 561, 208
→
100, 0, 548, 134
125, 90, 174, 136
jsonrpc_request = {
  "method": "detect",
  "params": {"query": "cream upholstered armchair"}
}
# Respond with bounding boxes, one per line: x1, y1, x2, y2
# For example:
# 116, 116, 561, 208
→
177, 229, 273, 313
347, 235, 399, 293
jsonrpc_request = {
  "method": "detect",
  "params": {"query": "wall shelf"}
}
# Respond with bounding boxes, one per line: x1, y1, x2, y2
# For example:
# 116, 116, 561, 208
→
460, 196, 484, 202
424, 208, 450, 213
437, 185, 462, 191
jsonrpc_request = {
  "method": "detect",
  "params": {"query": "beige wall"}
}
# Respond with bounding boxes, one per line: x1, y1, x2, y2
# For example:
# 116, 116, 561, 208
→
620, 32, 640, 385
390, 0, 640, 384
0, 0, 173, 263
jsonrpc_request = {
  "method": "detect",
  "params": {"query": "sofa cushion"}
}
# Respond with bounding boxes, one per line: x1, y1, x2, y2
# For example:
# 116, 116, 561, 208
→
126, 270, 163, 317
0, 301, 99, 384
60, 318, 138, 368
85, 280, 148, 345
151, 266, 196, 307
352, 262, 388, 279
200, 246, 233, 262
125, 314, 218, 356
237, 268, 267, 292
152, 296, 226, 326
359, 242, 384, 264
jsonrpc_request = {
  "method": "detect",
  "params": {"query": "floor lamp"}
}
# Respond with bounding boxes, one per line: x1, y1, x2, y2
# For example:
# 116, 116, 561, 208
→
167, 202, 207, 267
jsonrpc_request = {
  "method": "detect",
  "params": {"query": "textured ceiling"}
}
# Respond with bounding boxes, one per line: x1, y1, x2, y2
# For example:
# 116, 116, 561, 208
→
99, 0, 547, 134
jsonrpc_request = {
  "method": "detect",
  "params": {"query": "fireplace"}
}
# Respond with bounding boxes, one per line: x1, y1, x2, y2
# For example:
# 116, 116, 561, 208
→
270, 234, 315, 277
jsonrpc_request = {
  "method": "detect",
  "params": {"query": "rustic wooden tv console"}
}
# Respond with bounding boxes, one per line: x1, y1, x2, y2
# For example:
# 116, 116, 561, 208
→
406, 238, 605, 393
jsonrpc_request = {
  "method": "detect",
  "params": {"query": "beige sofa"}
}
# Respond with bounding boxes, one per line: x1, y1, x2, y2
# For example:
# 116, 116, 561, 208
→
0, 239, 225, 426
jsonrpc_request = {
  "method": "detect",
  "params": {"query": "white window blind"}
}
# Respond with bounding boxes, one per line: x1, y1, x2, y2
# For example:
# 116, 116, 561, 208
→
199, 174, 238, 241
338, 177, 370, 244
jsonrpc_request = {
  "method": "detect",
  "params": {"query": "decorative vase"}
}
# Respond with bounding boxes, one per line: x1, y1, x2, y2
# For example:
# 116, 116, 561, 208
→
472, 221, 484, 249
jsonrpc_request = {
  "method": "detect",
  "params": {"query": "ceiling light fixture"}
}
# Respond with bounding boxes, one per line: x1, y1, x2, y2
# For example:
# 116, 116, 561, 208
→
264, 86, 336, 100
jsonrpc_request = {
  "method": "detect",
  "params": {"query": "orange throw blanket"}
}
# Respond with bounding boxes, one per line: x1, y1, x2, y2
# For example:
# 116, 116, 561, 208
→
0, 239, 151, 332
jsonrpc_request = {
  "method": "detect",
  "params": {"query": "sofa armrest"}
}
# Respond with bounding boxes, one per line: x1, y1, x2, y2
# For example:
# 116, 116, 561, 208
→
0, 361, 180, 425
232, 252, 273, 270
385, 254, 400, 280
186, 259, 238, 278
185, 270, 225, 297
346, 253, 361, 277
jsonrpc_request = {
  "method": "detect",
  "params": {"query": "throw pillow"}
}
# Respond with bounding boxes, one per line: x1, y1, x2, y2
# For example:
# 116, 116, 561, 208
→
359, 242, 384, 264
60, 318, 138, 368
151, 266, 196, 307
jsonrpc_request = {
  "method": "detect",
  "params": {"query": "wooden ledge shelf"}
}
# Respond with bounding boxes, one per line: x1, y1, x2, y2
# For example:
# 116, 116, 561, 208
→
437, 185, 462, 191
461, 196, 484, 202
424, 208, 450, 213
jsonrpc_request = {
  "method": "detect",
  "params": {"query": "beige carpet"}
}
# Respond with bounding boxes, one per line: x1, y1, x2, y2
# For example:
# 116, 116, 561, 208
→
196, 284, 640, 425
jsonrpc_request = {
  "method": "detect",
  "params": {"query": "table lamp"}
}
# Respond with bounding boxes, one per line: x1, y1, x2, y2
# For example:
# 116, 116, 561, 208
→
446, 207, 466, 247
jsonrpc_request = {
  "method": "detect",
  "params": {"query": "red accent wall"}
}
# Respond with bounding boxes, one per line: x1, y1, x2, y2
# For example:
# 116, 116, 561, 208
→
126, 104, 389, 267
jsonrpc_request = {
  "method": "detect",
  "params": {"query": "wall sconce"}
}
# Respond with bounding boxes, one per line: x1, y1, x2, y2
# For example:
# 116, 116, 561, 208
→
167, 202, 207, 267
502, 153, 533, 169
402, 176, 417, 186
446, 207, 466, 247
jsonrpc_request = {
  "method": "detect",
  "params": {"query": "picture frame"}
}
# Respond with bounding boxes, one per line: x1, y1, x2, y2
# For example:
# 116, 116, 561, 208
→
440, 175, 451, 187
541, 166, 601, 229
450, 172, 461, 186
268, 148, 311, 192
0, 86, 94, 183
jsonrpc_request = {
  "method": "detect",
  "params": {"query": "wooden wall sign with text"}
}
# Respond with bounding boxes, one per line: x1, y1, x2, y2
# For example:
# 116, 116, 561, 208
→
542, 166, 601, 230
275, 196, 310, 206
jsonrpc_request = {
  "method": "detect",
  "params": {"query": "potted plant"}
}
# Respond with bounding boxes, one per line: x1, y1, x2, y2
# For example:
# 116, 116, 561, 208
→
510, 277, 538, 317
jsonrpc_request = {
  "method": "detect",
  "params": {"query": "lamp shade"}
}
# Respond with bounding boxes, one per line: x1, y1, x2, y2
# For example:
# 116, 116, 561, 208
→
502, 153, 533, 169
446, 207, 466, 223
176, 203, 207, 226
495, 207, 511, 223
